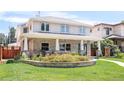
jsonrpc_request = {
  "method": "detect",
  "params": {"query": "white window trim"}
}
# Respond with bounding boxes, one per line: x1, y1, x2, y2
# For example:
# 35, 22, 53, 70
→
80, 26, 85, 34
61, 24, 69, 33
59, 43, 71, 51
41, 22, 49, 32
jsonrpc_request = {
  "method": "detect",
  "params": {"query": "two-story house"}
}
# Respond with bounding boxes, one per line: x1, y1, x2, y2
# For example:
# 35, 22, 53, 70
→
91, 22, 124, 52
15, 16, 102, 56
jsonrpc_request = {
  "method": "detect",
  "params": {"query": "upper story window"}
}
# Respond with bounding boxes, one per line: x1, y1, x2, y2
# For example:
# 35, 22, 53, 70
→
61, 24, 69, 33
41, 23, 45, 31
97, 28, 100, 31
23, 27, 28, 33
29, 25, 32, 31
79, 26, 85, 34
90, 29, 92, 33
104, 27, 112, 35
41, 23, 49, 31
46, 23, 49, 31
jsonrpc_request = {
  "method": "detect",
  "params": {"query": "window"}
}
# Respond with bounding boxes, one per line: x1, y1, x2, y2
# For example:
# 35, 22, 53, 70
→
79, 26, 85, 34
110, 28, 112, 31
23, 27, 28, 33
90, 29, 92, 33
41, 23, 45, 31
97, 28, 100, 31
46, 24, 49, 31
60, 44, 65, 51
66, 25, 69, 32
41, 23, 49, 31
66, 44, 71, 51
61, 24, 69, 33
106, 30, 110, 35
60, 43, 71, 51
105, 27, 111, 35
41, 43, 49, 51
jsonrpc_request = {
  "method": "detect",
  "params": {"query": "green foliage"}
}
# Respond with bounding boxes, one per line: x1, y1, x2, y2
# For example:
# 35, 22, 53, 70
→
6, 60, 14, 64
70, 53, 79, 56
20, 52, 29, 60
101, 39, 120, 55
114, 53, 124, 58
101, 39, 114, 47
8, 27, 16, 43
121, 20, 124, 23
6, 60, 18, 64
0, 33, 6, 45
31, 55, 42, 61
1, 60, 124, 80
31, 54, 89, 62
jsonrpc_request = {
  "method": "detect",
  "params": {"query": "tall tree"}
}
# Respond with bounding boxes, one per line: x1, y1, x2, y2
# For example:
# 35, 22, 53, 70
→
0, 33, 6, 44
8, 27, 16, 43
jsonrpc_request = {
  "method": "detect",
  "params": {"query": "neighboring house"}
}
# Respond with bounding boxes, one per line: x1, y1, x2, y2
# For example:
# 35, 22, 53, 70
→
15, 16, 102, 56
91, 22, 124, 52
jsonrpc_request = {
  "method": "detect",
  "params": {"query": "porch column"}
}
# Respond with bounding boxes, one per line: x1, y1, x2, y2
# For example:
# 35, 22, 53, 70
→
97, 40, 102, 56
24, 37, 28, 51
80, 40, 84, 55
55, 39, 59, 51
87, 41, 91, 56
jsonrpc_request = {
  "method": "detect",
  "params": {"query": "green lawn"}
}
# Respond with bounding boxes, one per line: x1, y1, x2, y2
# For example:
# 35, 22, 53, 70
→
101, 57, 124, 62
0, 60, 124, 80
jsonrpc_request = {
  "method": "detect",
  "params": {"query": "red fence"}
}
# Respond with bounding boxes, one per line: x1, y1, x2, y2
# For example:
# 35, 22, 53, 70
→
0, 46, 21, 60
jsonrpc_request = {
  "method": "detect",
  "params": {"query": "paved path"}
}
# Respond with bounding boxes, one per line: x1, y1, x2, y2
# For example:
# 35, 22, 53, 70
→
99, 59, 124, 67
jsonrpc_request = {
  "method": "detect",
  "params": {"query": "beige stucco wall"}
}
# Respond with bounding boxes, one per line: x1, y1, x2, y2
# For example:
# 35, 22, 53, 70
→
113, 25, 122, 35
91, 24, 113, 38
32, 21, 91, 35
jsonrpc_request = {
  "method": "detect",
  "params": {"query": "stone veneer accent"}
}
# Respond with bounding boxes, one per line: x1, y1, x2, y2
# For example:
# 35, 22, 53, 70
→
22, 60, 96, 68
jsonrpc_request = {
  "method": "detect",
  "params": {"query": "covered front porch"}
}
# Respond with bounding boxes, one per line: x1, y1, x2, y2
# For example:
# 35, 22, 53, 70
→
21, 33, 102, 56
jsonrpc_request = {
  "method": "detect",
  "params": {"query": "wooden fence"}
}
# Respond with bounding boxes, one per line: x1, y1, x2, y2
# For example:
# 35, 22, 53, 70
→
0, 46, 21, 60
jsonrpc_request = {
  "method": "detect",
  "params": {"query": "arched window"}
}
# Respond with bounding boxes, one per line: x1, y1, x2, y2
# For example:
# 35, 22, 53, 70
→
41, 23, 45, 31
46, 23, 49, 31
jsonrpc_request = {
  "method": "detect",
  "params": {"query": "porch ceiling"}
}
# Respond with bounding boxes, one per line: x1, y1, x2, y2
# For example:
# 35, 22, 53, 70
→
21, 33, 102, 41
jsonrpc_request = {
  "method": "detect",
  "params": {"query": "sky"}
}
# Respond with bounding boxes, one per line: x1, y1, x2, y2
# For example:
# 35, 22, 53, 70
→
1, 11, 124, 35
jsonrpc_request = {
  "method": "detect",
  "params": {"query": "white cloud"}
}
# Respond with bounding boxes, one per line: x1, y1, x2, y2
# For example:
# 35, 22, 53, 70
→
0, 16, 28, 23
41, 11, 78, 19
40, 12, 99, 25
0, 12, 29, 23
0, 11, 104, 25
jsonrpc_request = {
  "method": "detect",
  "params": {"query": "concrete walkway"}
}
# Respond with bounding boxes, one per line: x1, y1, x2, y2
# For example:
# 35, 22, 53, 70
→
99, 59, 124, 67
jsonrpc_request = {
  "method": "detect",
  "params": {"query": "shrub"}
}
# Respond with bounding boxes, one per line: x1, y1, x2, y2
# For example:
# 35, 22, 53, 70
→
20, 52, 29, 60
115, 53, 124, 58
14, 54, 21, 60
70, 53, 79, 56
31, 55, 42, 61
42, 54, 89, 62
6, 60, 17, 64
6, 60, 14, 64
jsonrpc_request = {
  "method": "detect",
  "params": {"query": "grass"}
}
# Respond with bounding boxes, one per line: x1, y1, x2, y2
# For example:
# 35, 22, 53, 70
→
0, 60, 124, 80
101, 57, 124, 62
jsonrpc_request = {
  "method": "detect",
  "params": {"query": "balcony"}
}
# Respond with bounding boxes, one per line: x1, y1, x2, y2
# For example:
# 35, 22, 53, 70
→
33, 30, 88, 36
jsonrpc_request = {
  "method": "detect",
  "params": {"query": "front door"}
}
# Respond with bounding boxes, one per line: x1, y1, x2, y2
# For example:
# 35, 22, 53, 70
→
41, 43, 49, 51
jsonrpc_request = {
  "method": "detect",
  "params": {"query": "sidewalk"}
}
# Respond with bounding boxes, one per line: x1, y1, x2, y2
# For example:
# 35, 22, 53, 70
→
99, 59, 124, 67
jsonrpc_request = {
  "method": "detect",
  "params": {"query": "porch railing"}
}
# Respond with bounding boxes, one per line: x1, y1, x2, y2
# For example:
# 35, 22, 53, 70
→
33, 31, 88, 36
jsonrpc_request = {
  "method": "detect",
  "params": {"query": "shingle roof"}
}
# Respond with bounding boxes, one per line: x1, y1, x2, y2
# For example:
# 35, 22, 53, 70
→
29, 16, 92, 27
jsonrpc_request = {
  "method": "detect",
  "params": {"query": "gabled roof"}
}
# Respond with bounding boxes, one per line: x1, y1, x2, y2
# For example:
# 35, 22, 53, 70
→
29, 16, 92, 27
105, 34, 124, 39
94, 22, 124, 27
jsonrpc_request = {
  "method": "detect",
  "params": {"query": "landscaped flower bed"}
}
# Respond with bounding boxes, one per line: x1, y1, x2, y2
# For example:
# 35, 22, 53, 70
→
31, 54, 89, 62
21, 53, 96, 68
